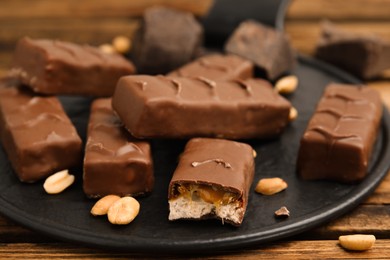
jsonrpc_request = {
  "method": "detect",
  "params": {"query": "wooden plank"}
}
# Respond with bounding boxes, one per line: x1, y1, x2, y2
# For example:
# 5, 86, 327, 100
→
0, 0, 213, 18
0, 240, 389, 259
287, 0, 390, 21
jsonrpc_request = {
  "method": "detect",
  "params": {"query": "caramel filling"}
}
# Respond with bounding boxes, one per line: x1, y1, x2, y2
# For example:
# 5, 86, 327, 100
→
173, 184, 239, 206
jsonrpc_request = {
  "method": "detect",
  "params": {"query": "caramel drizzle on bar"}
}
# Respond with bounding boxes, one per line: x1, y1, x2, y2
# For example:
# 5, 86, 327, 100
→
157, 76, 182, 96
198, 58, 230, 72
231, 79, 253, 96
191, 158, 232, 169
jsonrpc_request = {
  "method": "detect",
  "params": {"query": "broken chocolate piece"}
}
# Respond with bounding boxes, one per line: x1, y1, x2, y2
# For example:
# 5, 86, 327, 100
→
112, 75, 292, 139
274, 206, 290, 218
315, 21, 390, 79
297, 83, 383, 183
0, 78, 82, 182
11, 37, 136, 96
131, 6, 203, 74
83, 98, 154, 198
224, 20, 295, 80
168, 138, 255, 226
167, 54, 254, 80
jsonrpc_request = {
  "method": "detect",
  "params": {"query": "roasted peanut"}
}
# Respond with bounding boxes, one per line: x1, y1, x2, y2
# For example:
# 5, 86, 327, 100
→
255, 177, 288, 195
91, 195, 121, 216
339, 234, 376, 251
275, 75, 298, 94
289, 107, 298, 121
112, 36, 132, 54
107, 196, 140, 225
43, 170, 75, 194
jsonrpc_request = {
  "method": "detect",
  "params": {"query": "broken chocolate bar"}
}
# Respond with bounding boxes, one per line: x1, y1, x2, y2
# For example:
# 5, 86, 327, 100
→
11, 37, 136, 96
131, 6, 203, 74
167, 54, 254, 80
168, 138, 255, 226
83, 98, 154, 198
224, 20, 295, 80
0, 78, 82, 182
112, 75, 292, 139
315, 21, 390, 80
297, 83, 383, 183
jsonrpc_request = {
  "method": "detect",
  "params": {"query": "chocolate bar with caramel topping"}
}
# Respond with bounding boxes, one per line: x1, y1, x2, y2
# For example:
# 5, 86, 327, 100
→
167, 54, 253, 81
297, 83, 383, 183
0, 78, 82, 182
11, 37, 136, 96
168, 138, 255, 226
83, 98, 154, 198
112, 75, 292, 139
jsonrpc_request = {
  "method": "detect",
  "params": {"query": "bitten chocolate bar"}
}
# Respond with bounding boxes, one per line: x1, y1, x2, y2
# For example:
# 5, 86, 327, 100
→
0, 78, 82, 182
112, 75, 291, 139
297, 84, 383, 183
83, 98, 154, 198
11, 37, 136, 96
225, 20, 295, 80
167, 54, 253, 81
168, 138, 255, 226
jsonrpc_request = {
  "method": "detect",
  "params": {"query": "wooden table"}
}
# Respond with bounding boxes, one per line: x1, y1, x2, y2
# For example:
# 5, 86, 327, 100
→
1, 0, 390, 258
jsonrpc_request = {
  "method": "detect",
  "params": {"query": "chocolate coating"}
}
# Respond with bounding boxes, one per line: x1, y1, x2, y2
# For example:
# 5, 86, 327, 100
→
168, 138, 255, 226
11, 37, 136, 96
297, 84, 383, 183
83, 98, 154, 198
315, 21, 390, 80
167, 54, 253, 81
225, 20, 295, 80
0, 78, 82, 182
112, 75, 291, 139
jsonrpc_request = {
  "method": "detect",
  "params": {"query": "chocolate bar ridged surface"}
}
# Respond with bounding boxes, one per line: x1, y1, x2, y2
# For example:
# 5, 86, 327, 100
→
168, 138, 255, 226
0, 79, 82, 182
297, 84, 383, 183
83, 98, 154, 198
112, 75, 291, 139
167, 54, 253, 81
11, 37, 136, 96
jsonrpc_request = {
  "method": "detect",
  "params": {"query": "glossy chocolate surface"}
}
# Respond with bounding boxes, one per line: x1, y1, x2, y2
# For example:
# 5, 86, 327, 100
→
11, 37, 135, 96
83, 98, 154, 198
168, 138, 255, 225
167, 54, 253, 80
225, 20, 295, 80
112, 75, 291, 139
297, 83, 383, 183
0, 78, 82, 182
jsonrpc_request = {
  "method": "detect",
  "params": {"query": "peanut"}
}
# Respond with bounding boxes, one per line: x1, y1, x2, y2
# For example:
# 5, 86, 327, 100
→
107, 196, 140, 225
289, 107, 298, 121
339, 234, 376, 251
275, 75, 298, 94
112, 36, 132, 54
99, 43, 115, 54
91, 195, 121, 216
43, 170, 75, 194
252, 149, 257, 158
255, 177, 288, 195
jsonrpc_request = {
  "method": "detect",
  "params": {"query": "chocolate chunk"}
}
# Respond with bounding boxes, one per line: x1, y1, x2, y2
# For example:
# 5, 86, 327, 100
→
0, 78, 82, 182
297, 84, 383, 183
167, 54, 254, 81
131, 6, 203, 74
11, 37, 136, 96
168, 138, 255, 226
83, 98, 154, 198
315, 21, 390, 79
224, 20, 295, 80
112, 75, 291, 139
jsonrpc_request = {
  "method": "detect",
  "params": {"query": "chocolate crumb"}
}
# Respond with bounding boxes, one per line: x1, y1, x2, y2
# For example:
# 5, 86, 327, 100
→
274, 206, 290, 218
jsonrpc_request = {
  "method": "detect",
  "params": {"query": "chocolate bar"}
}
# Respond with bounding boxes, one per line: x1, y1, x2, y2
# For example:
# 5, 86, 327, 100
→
83, 98, 154, 198
0, 78, 82, 182
297, 83, 383, 183
167, 54, 254, 80
224, 20, 295, 80
131, 6, 203, 74
168, 138, 255, 226
112, 75, 291, 139
11, 37, 136, 96
315, 21, 390, 79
